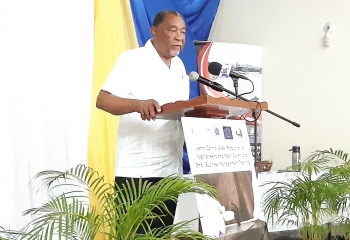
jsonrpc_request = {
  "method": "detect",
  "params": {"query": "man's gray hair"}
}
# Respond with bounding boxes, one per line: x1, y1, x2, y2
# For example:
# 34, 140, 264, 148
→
152, 10, 183, 27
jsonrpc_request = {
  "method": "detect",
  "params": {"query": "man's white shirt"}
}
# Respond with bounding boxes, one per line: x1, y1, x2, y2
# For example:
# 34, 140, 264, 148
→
102, 40, 189, 178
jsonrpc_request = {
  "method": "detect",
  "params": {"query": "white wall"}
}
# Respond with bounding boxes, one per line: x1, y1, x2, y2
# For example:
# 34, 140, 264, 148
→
0, 0, 93, 230
209, 0, 350, 170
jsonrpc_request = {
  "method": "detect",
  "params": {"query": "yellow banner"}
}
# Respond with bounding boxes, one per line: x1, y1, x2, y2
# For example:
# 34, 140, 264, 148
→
88, 1, 138, 238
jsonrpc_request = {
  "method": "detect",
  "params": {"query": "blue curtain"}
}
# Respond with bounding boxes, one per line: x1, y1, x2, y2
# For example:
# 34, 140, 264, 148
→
130, 0, 220, 173
130, 0, 220, 98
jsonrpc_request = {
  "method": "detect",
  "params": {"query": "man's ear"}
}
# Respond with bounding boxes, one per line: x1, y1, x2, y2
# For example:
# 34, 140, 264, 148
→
150, 26, 157, 38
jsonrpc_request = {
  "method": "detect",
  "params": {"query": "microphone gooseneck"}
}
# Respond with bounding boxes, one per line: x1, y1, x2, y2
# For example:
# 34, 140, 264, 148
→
189, 70, 300, 128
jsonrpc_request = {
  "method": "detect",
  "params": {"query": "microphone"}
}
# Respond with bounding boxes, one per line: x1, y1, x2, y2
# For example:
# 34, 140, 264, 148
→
208, 62, 250, 80
189, 71, 300, 127
188, 71, 225, 92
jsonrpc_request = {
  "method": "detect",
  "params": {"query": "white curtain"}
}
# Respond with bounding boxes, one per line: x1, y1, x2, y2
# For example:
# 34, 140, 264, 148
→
0, 0, 94, 230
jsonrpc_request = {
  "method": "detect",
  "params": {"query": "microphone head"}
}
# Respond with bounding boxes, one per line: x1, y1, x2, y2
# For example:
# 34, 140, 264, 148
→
189, 71, 199, 81
208, 62, 222, 76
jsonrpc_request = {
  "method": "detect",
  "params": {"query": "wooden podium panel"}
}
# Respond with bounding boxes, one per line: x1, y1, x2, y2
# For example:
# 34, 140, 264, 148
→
156, 95, 268, 120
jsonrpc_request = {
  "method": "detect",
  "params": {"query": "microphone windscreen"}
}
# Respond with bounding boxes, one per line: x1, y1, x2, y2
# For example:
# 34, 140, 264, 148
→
189, 71, 199, 81
208, 62, 222, 76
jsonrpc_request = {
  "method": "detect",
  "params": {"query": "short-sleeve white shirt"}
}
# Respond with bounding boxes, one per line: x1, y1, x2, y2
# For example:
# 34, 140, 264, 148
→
101, 40, 190, 178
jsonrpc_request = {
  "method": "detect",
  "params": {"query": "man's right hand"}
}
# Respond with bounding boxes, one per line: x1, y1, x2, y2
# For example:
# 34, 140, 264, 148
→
136, 99, 161, 121
96, 91, 161, 120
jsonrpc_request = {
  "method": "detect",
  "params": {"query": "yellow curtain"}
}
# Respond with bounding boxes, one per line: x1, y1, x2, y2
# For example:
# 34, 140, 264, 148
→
88, 0, 138, 238
88, 0, 138, 211
89, 0, 138, 186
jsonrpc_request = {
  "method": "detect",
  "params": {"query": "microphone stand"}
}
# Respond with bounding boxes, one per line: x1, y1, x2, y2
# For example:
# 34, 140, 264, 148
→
213, 83, 300, 175
190, 72, 300, 176
194, 75, 300, 127
236, 95, 300, 128
218, 86, 300, 127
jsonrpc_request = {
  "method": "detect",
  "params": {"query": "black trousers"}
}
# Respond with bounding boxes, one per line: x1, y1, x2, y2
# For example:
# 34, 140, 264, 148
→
115, 176, 177, 232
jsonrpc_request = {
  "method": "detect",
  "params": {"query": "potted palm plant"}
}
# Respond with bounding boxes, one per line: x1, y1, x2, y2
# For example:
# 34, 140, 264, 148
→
0, 164, 216, 240
261, 149, 350, 240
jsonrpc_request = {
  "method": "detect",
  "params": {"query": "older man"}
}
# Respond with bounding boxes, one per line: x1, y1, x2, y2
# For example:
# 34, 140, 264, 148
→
96, 10, 189, 228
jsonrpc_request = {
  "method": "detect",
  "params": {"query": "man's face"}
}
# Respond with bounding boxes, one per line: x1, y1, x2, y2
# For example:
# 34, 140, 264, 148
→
151, 14, 186, 58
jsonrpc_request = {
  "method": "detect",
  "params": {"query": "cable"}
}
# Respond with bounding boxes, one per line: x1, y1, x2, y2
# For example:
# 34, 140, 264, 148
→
240, 101, 262, 123
238, 78, 255, 97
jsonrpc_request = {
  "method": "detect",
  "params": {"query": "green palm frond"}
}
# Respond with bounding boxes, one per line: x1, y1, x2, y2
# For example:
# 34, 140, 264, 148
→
285, 148, 349, 177
12, 194, 100, 240
304, 149, 348, 167
262, 172, 342, 226
262, 149, 350, 240
0, 165, 216, 240
32, 164, 113, 203
110, 176, 216, 239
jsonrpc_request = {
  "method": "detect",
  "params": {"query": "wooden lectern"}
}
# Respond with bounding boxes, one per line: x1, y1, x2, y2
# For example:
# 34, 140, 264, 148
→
157, 95, 270, 240
156, 95, 268, 120
156, 94, 268, 165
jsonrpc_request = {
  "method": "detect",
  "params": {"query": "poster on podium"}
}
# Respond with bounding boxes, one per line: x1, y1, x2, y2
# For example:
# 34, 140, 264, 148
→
194, 41, 263, 161
181, 117, 264, 239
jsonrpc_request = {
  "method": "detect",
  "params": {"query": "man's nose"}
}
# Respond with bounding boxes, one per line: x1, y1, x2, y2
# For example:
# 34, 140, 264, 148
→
174, 31, 183, 41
